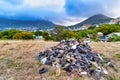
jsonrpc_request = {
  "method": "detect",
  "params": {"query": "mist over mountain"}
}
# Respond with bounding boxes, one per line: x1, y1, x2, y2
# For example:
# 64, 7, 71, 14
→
0, 14, 115, 30
0, 18, 57, 30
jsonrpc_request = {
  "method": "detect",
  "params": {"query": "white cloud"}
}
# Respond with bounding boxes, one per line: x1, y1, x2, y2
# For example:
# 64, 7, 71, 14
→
53, 17, 86, 26
105, 2, 120, 18
23, 0, 64, 7
23, 0, 65, 11
65, 0, 120, 18
0, 0, 65, 11
0, 0, 120, 26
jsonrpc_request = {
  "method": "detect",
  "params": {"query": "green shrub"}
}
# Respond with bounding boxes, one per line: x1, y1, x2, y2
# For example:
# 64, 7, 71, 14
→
53, 30, 77, 41
42, 31, 53, 41
13, 31, 34, 40
50, 26, 77, 41
109, 76, 120, 80
49, 71, 56, 76
88, 26, 96, 30
44, 35, 53, 41
77, 77, 82, 80
114, 53, 120, 60
90, 37, 100, 42
0, 33, 2, 38
34, 30, 42, 36
0, 29, 19, 39
1, 35, 10, 39
96, 24, 120, 35
78, 30, 88, 38
108, 34, 120, 42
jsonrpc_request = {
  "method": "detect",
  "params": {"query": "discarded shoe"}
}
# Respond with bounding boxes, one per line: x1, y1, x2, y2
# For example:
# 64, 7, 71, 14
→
36, 38, 114, 79
87, 68, 94, 76
39, 68, 48, 74
108, 62, 114, 68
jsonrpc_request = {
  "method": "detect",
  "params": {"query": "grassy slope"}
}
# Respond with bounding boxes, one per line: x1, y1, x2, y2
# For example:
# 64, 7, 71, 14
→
0, 40, 120, 80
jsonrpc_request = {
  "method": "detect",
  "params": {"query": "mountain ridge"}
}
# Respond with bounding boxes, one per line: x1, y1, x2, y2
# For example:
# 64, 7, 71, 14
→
68, 14, 113, 28
0, 18, 57, 30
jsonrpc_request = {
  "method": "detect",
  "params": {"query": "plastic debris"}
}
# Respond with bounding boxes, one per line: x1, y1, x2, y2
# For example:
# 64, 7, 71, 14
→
41, 57, 47, 64
36, 38, 114, 79
36, 54, 41, 61
102, 67, 108, 74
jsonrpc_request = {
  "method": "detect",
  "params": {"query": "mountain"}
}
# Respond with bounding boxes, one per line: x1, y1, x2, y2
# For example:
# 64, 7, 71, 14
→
117, 17, 120, 20
0, 18, 57, 30
69, 14, 113, 28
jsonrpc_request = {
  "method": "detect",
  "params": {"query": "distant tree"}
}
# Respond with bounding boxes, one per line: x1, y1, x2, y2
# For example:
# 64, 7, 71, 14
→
77, 30, 88, 38
0, 29, 19, 39
50, 26, 64, 38
50, 26, 84, 41
42, 31, 49, 37
54, 26, 64, 34
13, 31, 34, 40
34, 30, 42, 36
59, 30, 74, 40
0, 33, 2, 38
88, 26, 96, 30
8, 29, 19, 39
44, 35, 53, 41
53, 30, 79, 41
42, 31, 53, 40
96, 24, 120, 35
0, 30, 9, 36
87, 29, 97, 37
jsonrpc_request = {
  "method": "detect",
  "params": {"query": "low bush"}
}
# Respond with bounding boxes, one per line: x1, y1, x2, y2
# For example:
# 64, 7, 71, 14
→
0, 29, 34, 40
114, 53, 120, 60
108, 34, 120, 42
13, 31, 34, 40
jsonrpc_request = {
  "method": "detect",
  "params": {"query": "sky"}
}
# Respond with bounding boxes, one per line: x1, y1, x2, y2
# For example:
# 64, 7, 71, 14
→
0, 0, 120, 26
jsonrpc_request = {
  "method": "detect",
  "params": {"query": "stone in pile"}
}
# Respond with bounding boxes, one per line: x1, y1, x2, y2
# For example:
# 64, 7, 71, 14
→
36, 38, 114, 79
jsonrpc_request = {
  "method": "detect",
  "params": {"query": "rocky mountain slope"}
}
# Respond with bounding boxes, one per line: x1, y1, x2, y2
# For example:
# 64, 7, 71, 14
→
69, 14, 113, 28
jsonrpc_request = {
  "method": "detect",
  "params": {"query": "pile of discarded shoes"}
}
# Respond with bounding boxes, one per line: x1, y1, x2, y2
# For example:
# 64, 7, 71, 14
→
36, 38, 114, 79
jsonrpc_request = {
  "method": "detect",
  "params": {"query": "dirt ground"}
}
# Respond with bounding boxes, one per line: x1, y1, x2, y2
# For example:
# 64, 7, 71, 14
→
0, 40, 120, 80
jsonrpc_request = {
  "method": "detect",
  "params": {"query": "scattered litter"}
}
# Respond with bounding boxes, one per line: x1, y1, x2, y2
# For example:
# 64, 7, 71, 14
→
107, 62, 114, 68
36, 38, 114, 78
39, 67, 48, 74
80, 71, 87, 75
102, 67, 108, 74
41, 57, 47, 64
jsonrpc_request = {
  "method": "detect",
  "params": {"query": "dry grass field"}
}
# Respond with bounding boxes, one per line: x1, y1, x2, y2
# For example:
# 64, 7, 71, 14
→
0, 40, 120, 80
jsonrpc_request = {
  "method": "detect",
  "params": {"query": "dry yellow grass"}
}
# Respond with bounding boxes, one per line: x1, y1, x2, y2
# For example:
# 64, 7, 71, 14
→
0, 40, 120, 80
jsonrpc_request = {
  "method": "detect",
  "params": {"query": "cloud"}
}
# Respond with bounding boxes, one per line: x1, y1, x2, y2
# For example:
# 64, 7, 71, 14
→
2, 0, 23, 5
0, 0, 120, 26
0, 0, 66, 20
23, 0, 64, 8
65, 0, 120, 18
53, 17, 86, 26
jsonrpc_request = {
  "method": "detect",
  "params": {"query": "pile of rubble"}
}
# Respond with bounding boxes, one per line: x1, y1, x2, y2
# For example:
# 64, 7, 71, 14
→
36, 38, 114, 79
